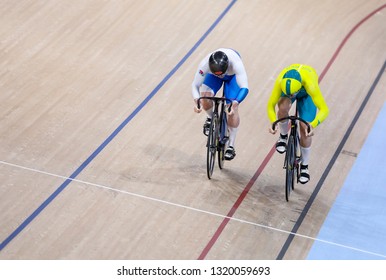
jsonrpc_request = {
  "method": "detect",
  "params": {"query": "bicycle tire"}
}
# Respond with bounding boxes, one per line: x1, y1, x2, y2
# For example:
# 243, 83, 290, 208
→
285, 135, 296, 201
206, 115, 217, 179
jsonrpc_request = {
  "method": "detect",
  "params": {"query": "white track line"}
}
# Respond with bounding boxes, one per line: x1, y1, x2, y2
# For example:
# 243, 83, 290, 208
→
1, 159, 385, 259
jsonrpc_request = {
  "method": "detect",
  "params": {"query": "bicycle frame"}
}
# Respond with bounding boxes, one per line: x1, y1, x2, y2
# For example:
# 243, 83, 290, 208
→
197, 96, 232, 179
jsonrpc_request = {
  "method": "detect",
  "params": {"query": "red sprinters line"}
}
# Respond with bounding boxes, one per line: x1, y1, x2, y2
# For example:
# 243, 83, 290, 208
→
198, 3, 386, 260
319, 3, 386, 82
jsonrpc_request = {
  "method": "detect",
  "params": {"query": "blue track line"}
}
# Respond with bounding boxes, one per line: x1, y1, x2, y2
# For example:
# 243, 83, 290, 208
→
0, 0, 238, 251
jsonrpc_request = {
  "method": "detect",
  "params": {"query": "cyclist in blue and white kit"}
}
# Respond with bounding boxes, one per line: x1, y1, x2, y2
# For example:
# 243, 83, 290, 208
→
192, 48, 249, 160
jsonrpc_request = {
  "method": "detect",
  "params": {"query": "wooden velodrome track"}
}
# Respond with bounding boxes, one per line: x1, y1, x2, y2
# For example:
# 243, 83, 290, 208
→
1, 0, 386, 260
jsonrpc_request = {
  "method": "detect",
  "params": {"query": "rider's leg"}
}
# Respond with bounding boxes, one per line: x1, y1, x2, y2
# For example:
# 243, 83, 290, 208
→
299, 122, 312, 165
222, 76, 244, 160
299, 131, 311, 184
298, 94, 316, 158
297, 95, 317, 184
277, 97, 292, 135
227, 103, 240, 147
225, 103, 239, 160
275, 97, 292, 153
199, 85, 216, 136
200, 75, 222, 117
200, 90, 214, 117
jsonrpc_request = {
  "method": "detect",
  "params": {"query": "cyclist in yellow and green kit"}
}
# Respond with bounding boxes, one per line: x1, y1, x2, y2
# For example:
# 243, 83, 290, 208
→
267, 64, 329, 184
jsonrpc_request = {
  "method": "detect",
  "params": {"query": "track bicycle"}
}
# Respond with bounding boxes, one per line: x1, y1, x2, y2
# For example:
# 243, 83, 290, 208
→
197, 96, 232, 179
272, 106, 311, 201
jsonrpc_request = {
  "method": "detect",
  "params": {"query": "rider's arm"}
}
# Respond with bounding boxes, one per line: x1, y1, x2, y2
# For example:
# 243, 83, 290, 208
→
267, 78, 282, 123
231, 53, 249, 103
235, 88, 249, 103
191, 57, 210, 100
304, 80, 329, 128
191, 74, 203, 100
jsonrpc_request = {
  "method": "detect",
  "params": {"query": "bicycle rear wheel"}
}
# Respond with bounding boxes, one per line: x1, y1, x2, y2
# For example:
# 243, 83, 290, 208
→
285, 135, 296, 201
206, 116, 218, 179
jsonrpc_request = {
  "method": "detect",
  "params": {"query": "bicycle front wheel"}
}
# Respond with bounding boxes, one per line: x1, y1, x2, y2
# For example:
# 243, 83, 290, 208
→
285, 135, 296, 201
218, 113, 228, 170
206, 116, 218, 179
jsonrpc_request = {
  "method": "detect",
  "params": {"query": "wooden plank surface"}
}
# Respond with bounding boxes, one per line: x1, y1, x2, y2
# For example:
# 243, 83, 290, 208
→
0, 0, 386, 260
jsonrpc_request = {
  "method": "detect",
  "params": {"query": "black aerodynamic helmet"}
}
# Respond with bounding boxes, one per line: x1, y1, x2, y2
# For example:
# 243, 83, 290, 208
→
208, 51, 229, 74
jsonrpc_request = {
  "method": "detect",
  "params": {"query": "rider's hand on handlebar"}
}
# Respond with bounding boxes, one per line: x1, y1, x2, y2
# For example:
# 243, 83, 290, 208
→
269, 123, 278, 134
227, 100, 238, 116
304, 125, 314, 137
194, 98, 202, 113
